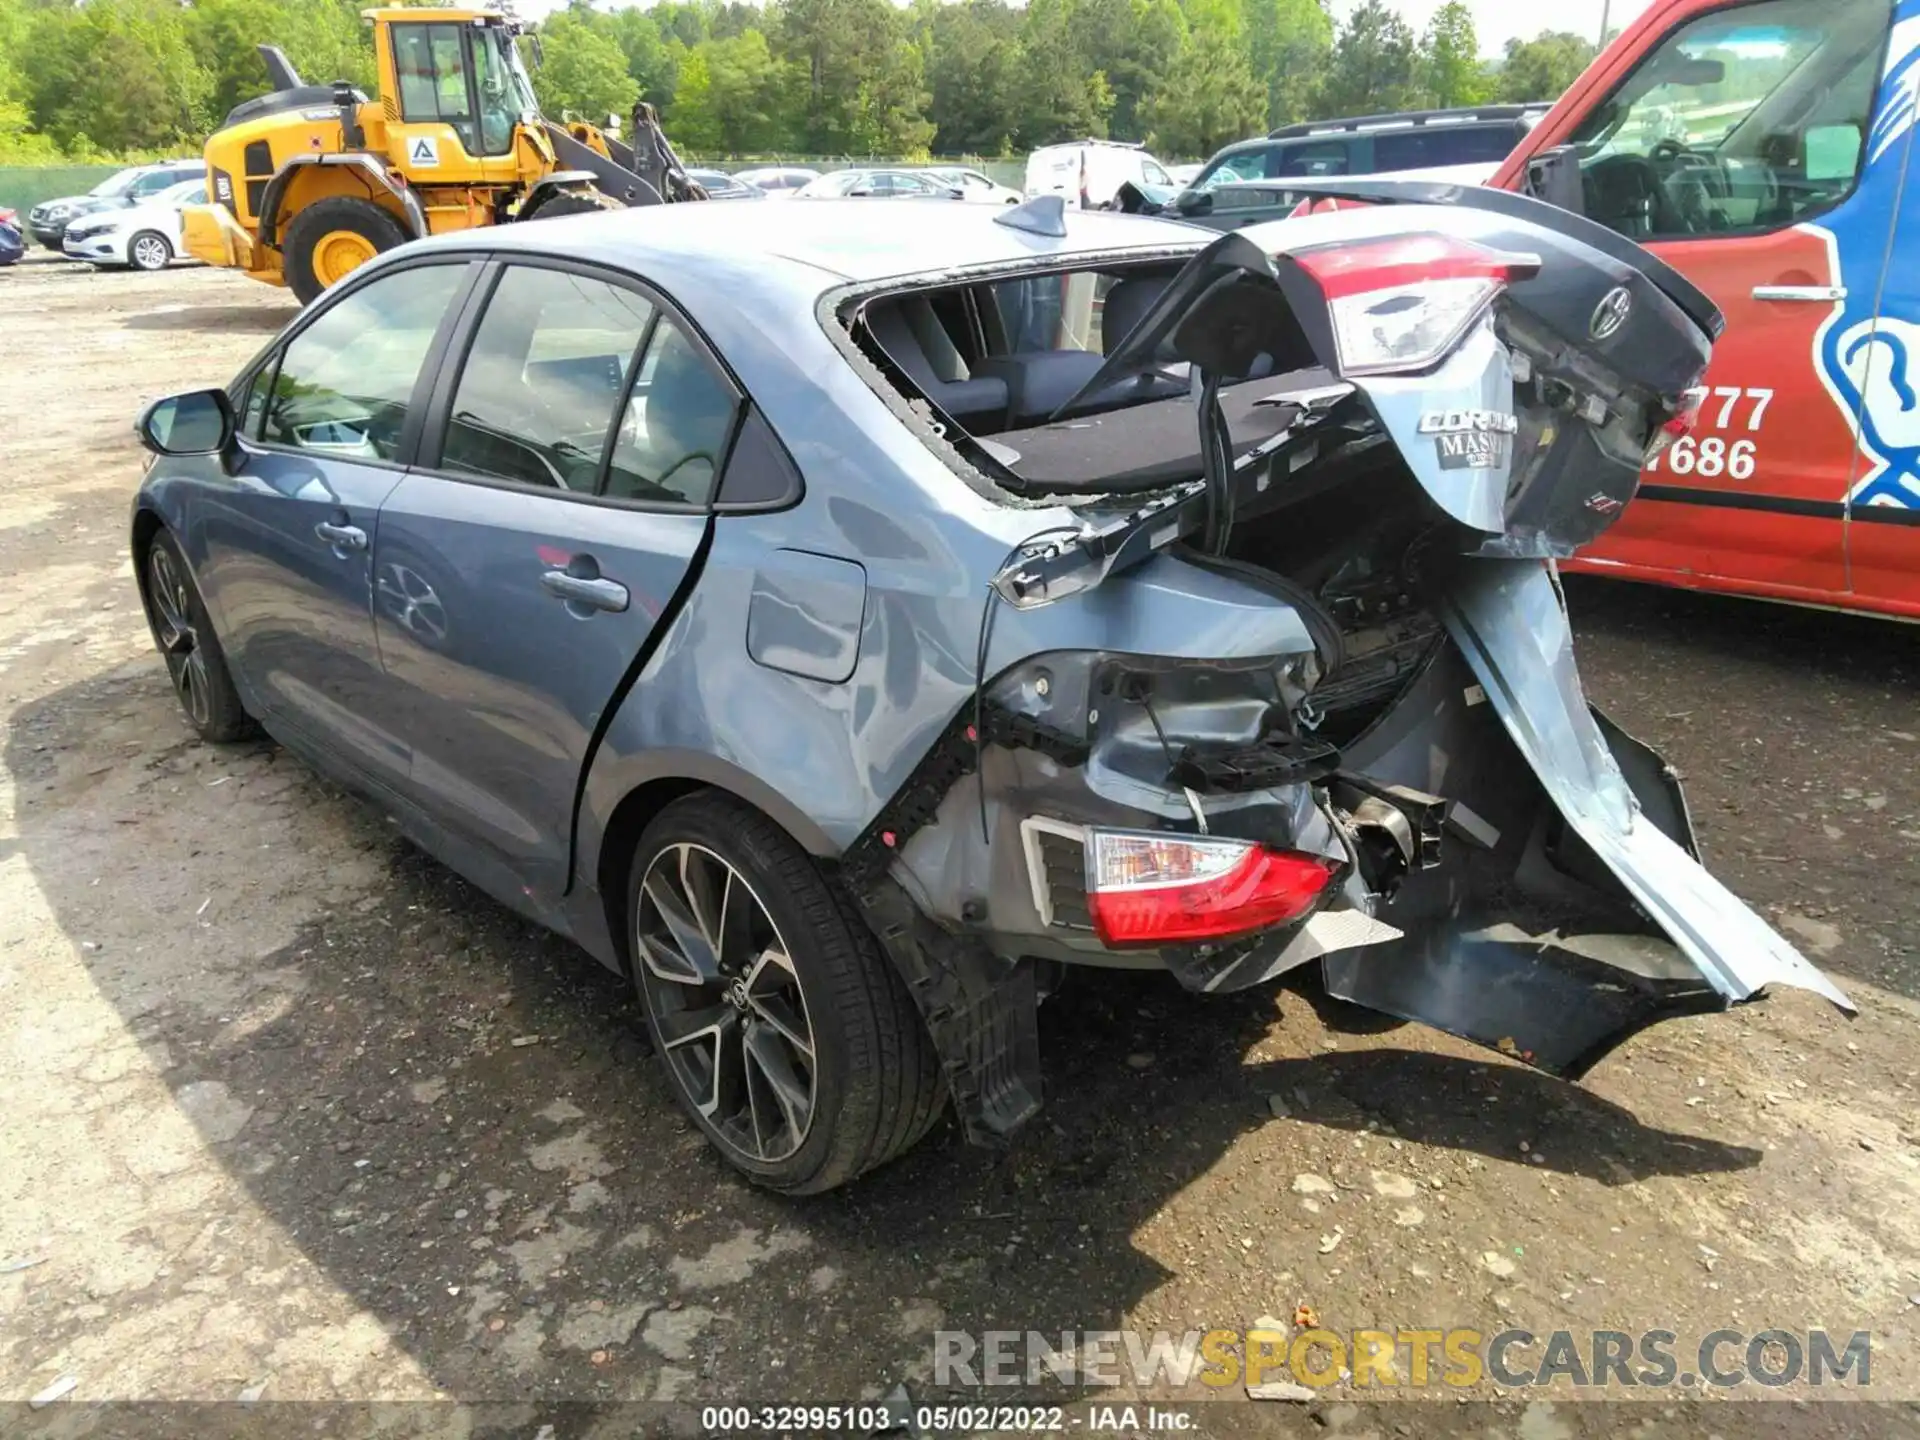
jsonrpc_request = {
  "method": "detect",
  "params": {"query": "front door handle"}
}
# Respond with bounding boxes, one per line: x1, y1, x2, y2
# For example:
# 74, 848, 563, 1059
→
541, 570, 629, 613
1752, 284, 1847, 302
315, 519, 367, 551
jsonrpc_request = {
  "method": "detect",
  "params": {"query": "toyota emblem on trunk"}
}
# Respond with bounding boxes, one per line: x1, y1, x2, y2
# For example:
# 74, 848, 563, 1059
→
1590, 287, 1632, 339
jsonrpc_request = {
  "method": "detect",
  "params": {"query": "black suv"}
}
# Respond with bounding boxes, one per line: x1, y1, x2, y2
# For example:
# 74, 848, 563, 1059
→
1164, 105, 1549, 231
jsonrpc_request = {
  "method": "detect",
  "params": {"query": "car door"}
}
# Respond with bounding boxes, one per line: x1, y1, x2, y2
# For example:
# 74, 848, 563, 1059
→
198, 257, 475, 791
1556, 0, 1894, 601
373, 258, 737, 905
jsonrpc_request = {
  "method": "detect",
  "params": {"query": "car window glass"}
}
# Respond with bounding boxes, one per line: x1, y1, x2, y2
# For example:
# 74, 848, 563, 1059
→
1196, 149, 1273, 191
1373, 125, 1519, 170
1142, 159, 1172, 185
1273, 140, 1351, 177
605, 317, 736, 506
394, 22, 477, 154
261, 264, 465, 461
441, 266, 655, 492
1568, 0, 1891, 238
238, 370, 269, 441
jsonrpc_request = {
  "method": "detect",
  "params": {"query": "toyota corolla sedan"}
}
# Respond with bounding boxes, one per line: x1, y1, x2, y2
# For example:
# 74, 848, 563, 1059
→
131, 195, 1850, 1191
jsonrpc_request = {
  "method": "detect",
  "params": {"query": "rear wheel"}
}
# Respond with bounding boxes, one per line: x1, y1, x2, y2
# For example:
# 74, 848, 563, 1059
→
127, 231, 172, 272
283, 197, 409, 305
628, 792, 942, 1192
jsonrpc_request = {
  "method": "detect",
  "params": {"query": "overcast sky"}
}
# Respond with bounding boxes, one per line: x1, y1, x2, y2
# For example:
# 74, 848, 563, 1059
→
515, 0, 1650, 58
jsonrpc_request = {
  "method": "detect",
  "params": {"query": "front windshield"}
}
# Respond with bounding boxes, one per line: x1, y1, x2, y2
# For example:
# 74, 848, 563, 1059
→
474, 25, 539, 154
1576, 12, 1833, 156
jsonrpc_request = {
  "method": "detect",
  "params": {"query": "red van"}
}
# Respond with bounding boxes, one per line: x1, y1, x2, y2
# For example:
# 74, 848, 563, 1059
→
1487, 0, 1920, 618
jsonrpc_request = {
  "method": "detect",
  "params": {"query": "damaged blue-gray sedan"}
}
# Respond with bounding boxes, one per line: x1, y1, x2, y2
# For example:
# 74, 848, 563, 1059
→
131, 191, 1851, 1191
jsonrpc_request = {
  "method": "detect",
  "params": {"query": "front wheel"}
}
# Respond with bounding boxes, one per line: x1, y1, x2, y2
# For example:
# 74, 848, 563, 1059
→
127, 231, 172, 271
628, 792, 942, 1192
139, 529, 254, 743
283, 196, 410, 305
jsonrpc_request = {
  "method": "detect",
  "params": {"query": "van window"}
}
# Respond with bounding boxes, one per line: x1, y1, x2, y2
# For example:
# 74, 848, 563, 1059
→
1568, 0, 1892, 239
1195, 149, 1274, 190
1273, 140, 1352, 178
1373, 123, 1522, 171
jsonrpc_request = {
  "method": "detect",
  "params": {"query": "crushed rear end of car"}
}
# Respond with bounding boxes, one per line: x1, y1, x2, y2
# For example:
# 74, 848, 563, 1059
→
831, 193, 1852, 1145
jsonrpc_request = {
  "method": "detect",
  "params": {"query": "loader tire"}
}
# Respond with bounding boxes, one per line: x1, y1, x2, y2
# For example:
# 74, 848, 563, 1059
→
284, 197, 410, 305
523, 187, 622, 222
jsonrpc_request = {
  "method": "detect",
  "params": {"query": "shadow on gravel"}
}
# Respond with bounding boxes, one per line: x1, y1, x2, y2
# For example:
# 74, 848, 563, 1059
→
3, 666, 1767, 1404
120, 302, 291, 333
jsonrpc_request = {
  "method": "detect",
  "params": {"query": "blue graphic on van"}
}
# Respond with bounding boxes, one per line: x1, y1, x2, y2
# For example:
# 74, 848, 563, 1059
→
1815, 4, 1920, 510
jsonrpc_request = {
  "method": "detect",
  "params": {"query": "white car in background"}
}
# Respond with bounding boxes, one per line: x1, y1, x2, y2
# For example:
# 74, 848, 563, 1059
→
921, 166, 1022, 204
62, 178, 204, 271
1023, 139, 1174, 208
732, 166, 819, 198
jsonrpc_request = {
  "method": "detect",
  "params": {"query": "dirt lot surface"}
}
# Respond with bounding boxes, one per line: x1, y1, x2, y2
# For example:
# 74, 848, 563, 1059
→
3, 252, 1920, 1435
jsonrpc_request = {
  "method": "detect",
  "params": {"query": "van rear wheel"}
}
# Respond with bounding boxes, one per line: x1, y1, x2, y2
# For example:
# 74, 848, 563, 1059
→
284, 197, 409, 304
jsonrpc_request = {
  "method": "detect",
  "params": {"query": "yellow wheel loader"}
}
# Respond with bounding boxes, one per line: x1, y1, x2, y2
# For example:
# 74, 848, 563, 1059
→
184, 7, 705, 304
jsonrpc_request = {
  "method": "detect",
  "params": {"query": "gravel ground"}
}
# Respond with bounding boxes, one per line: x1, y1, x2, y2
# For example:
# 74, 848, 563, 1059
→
2, 252, 1919, 1434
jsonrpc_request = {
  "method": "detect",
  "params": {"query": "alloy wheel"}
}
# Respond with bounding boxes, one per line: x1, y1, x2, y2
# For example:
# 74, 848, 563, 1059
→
146, 544, 210, 728
635, 843, 817, 1163
132, 235, 168, 270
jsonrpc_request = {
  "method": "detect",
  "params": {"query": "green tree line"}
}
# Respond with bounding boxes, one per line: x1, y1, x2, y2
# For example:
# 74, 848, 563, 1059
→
0, 0, 1598, 164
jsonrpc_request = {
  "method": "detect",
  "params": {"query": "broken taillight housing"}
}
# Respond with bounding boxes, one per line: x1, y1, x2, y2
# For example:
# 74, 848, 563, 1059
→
1644, 389, 1704, 466
1293, 234, 1541, 377
1085, 830, 1338, 948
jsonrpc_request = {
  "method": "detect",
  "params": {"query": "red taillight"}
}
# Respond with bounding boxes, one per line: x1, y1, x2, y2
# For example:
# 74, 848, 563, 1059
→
1293, 233, 1539, 299
1086, 832, 1338, 948
1287, 233, 1540, 377
1646, 389, 1704, 465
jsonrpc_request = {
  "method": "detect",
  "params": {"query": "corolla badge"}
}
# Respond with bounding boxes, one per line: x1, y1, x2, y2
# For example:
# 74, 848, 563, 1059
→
1590, 287, 1632, 340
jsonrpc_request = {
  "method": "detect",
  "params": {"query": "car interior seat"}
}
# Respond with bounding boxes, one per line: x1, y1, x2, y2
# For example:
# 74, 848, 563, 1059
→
863, 299, 1010, 427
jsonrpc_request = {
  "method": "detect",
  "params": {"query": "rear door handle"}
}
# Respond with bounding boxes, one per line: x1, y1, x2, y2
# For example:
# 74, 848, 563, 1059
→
541, 570, 629, 613
315, 520, 367, 551
1752, 284, 1847, 302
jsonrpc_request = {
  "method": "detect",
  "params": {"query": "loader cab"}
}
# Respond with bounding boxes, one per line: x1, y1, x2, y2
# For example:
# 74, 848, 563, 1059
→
372, 8, 541, 174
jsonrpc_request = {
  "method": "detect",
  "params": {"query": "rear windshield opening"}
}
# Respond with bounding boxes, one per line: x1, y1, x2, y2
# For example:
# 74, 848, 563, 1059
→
847, 262, 1323, 496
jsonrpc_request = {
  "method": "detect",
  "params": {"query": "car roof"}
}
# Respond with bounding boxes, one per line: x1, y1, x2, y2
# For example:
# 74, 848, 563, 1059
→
408, 195, 1208, 288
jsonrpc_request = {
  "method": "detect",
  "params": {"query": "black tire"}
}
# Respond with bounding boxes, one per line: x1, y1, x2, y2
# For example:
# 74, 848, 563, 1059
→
628, 791, 943, 1193
283, 196, 409, 305
127, 230, 172, 272
522, 186, 622, 222
139, 528, 255, 743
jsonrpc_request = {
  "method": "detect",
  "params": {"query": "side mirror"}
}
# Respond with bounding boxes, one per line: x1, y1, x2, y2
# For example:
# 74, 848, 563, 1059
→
1175, 189, 1212, 215
1523, 145, 1585, 216
138, 389, 234, 456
